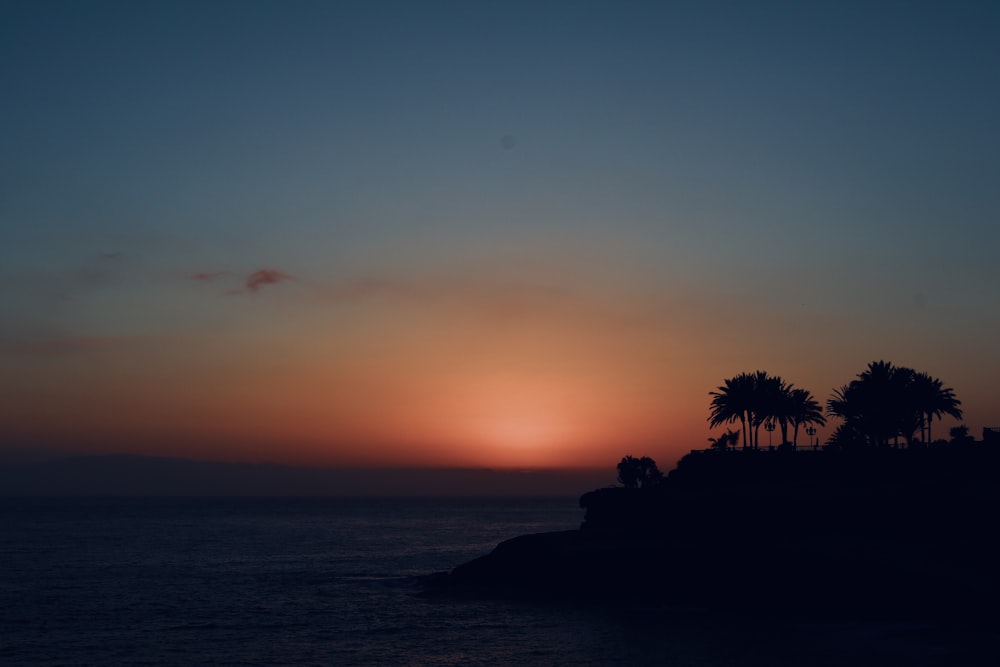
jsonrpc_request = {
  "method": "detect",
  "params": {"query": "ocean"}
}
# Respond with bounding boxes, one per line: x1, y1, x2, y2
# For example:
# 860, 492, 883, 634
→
1, 497, 993, 666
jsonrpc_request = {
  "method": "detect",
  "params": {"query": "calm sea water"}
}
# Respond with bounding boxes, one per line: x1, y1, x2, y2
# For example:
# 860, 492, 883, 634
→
1, 497, 993, 666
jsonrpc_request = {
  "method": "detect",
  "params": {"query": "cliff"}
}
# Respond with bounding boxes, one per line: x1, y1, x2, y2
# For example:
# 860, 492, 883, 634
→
428, 446, 1000, 619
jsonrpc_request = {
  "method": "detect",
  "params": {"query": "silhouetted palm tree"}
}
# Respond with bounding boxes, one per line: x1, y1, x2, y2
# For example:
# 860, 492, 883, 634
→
827, 361, 908, 447
787, 388, 826, 447
747, 370, 774, 449
827, 361, 963, 449
826, 422, 865, 451
707, 429, 740, 451
909, 371, 963, 445
754, 373, 791, 444
708, 372, 758, 450
711, 371, 825, 449
868, 361, 915, 447
826, 384, 856, 435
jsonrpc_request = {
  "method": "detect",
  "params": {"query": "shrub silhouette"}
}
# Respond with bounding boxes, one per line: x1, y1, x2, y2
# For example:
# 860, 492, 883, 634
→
616, 455, 663, 488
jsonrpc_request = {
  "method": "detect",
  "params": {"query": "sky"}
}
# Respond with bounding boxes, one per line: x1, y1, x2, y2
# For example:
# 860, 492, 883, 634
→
2, 0, 998, 473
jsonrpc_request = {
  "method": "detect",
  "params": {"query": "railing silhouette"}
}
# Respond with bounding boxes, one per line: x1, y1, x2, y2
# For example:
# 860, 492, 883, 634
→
698, 433, 1000, 455
693, 444, 824, 454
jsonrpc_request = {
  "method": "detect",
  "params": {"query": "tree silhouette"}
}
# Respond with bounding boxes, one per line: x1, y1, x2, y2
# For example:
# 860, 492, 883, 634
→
617, 455, 663, 488
828, 362, 906, 448
827, 361, 963, 449
617, 456, 641, 488
710, 371, 826, 449
708, 372, 757, 450
758, 374, 793, 447
747, 371, 774, 449
949, 424, 975, 446
709, 371, 781, 449
637, 456, 664, 487
827, 422, 866, 451
787, 388, 826, 447
708, 429, 740, 451
909, 371, 963, 445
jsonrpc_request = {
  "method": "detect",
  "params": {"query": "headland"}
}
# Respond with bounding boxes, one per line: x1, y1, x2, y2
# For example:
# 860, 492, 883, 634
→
426, 444, 1000, 620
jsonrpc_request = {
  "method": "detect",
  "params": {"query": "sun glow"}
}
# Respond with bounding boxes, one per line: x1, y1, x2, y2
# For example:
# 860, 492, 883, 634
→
442, 372, 586, 466
480, 413, 573, 451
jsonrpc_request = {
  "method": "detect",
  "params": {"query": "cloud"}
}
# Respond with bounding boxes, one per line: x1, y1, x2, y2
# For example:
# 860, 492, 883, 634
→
246, 269, 292, 292
188, 268, 292, 294
190, 271, 229, 282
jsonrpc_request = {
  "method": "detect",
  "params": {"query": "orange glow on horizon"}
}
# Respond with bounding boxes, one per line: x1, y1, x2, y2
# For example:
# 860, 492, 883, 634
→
7, 266, 973, 472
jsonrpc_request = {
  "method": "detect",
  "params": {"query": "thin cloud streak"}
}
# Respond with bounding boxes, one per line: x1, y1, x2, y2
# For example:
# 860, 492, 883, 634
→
247, 269, 293, 292
190, 271, 229, 282
189, 268, 293, 294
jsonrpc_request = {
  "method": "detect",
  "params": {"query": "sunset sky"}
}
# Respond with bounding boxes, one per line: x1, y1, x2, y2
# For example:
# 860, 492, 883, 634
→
2, 1, 998, 472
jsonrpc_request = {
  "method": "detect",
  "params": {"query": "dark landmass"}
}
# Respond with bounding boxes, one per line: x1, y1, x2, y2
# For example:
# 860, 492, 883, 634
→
428, 445, 1000, 620
0, 454, 611, 497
